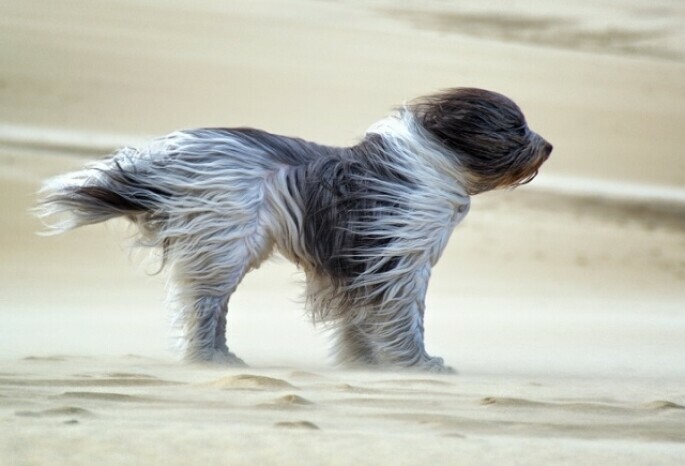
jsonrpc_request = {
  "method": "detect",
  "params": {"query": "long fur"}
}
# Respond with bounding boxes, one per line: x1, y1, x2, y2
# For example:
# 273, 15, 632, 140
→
35, 88, 552, 372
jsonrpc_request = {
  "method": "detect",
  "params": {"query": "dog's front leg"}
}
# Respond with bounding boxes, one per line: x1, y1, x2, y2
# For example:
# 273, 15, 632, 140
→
364, 265, 454, 373
371, 302, 453, 373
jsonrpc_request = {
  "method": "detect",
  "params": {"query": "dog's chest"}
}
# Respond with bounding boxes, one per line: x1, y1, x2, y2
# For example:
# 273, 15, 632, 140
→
425, 199, 470, 266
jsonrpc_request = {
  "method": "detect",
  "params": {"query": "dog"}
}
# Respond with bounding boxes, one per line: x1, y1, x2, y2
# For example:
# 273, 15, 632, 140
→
36, 88, 552, 372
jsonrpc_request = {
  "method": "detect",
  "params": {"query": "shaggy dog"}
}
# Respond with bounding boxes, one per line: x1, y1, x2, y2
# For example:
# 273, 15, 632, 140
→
36, 88, 552, 372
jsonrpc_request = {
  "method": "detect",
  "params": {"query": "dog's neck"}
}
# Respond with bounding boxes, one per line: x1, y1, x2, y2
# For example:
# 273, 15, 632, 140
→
365, 109, 471, 203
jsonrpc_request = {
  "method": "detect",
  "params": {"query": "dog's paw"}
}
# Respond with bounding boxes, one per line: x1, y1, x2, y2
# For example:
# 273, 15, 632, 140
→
187, 349, 248, 367
210, 350, 247, 366
419, 356, 456, 374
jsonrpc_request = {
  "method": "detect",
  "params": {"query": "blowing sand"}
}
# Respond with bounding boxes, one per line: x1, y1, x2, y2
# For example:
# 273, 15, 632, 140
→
1, 0, 684, 464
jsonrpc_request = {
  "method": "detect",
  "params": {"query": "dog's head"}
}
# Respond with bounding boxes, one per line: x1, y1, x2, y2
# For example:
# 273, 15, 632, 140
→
411, 88, 552, 194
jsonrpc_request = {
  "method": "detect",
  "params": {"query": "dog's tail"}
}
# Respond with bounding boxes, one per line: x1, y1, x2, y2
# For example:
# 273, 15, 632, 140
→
35, 146, 169, 239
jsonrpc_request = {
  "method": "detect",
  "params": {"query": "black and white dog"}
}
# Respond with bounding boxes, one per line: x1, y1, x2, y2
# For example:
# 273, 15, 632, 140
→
37, 88, 552, 372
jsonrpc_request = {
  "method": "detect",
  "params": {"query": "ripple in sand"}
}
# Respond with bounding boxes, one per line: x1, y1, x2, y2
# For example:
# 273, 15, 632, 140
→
55, 392, 152, 402
329, 383, 380, 394
480, 397, 639, 415
643, 400, 684, 410
0, 376, 177, 387
372, 378, 454, 388
274, 420, 320, 430
22, 356, 66, 362
480, 397, 546, 408
258, 394, 314, 409
288, 371, 327, 381
204, 374, 296, 391
103, 372, 159, 379
15, 406, 93, 418
336, 396, 441, 410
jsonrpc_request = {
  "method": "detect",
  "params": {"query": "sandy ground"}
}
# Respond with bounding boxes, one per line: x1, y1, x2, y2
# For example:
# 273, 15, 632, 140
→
1, 0, 684, 464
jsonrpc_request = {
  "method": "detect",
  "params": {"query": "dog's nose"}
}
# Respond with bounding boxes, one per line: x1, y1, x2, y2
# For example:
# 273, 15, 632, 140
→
542, 140, 553, 158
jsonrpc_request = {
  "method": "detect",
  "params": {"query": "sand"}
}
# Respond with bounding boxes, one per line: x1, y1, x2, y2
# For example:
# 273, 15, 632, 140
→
1, 0, 684, 464
3, 357, 685, 466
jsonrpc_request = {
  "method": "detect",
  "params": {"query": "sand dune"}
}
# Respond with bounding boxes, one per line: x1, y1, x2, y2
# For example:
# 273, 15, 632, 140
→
1, 0, 684, 464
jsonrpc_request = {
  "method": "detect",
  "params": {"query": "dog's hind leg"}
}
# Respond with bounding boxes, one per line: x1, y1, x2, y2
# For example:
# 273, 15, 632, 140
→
168, 216, 274, 365
183, 293, 244, 364
173, 255, 270, 364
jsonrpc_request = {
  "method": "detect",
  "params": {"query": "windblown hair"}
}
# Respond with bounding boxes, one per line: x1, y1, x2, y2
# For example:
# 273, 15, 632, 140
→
36, 87, 552, 372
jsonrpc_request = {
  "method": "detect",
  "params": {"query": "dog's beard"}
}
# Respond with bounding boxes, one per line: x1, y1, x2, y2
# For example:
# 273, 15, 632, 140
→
509, 132, 552, 188
508, 146, 550, 188
463, 133, 551, 193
